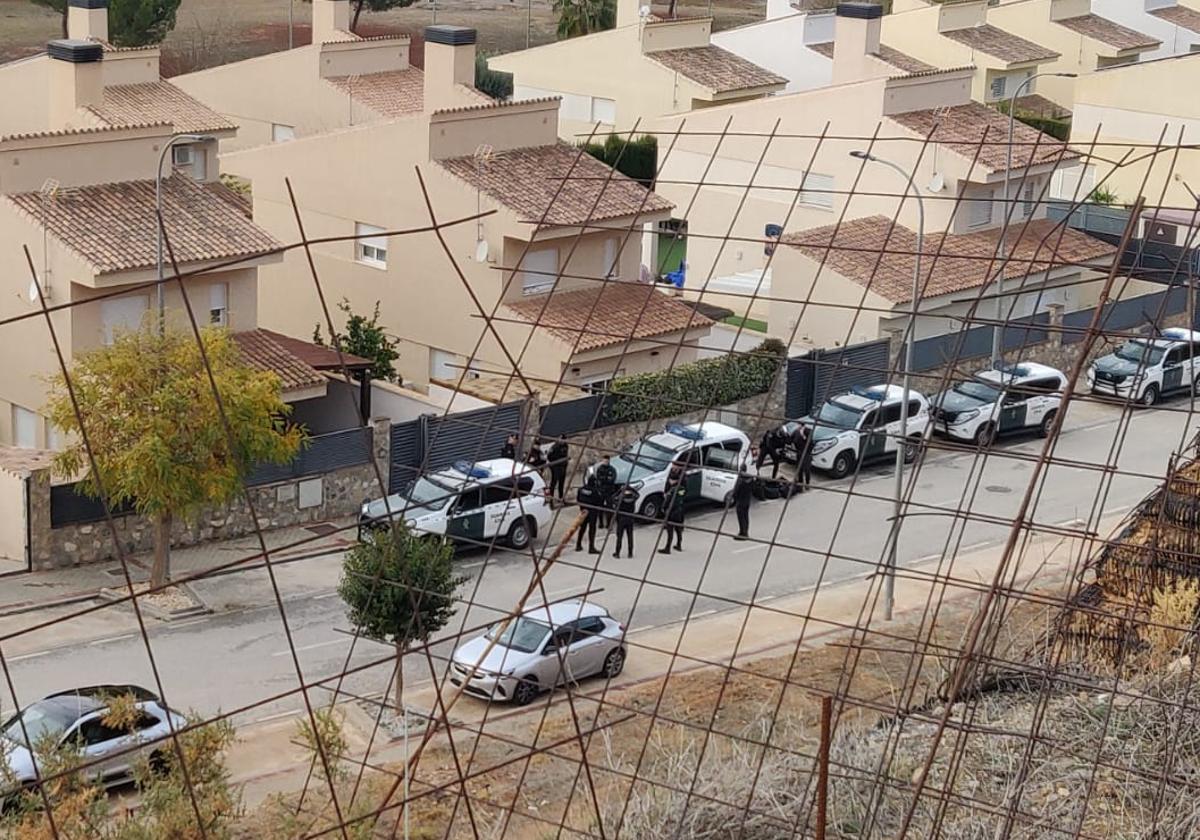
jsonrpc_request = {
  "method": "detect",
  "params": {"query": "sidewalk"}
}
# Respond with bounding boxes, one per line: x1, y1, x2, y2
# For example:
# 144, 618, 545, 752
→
0, 519, 355, 617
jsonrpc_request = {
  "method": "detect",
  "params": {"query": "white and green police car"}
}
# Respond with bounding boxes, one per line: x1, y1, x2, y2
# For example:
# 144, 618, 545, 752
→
1086, 327, 1200, 406
932, 362, 1068, 446
596, 422, 752, 519
786, 384, 930, 479
359, 459, 551, 551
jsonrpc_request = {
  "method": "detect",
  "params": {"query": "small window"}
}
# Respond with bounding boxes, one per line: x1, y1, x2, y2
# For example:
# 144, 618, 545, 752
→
355, 222, 388, 268
100, 295, 149, 345
576, 616, 606, 636
1022, 183, 1035, 217
969, 190, 994, 228
703, 444, 739, 470
548, 625, 577, 650
1166, 346, 1186, 366
879, 403, 902, 425
453, 487, 484, 513
77, 717, 125, 747
684, 447, 703, 467
602, 238, 619, 279
172, 144, 205, 180
133, 711, 160, 732
800, 173, 835, 210
482, 482, 517, 506
271, 123, 296, 143
907, 400, 922, 418
860, 410, 877, 429
515, 477, 536, 495
1002, 389, 1025, 405
519, 248, 558, 295
45, 420, 63, 451
591, 97, 617, 125
208, 282, 228, 327
1023, 377, 1061, 394
990, 75, 1007, 99
11, 406, 37, 449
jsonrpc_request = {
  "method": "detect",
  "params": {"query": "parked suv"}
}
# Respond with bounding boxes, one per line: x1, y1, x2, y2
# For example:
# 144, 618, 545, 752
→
932, 362, 1068, 445
593, 422, 751, 519
784, 384, 930, 479
1087, 327, 1200, 405
359, 458, 551, 551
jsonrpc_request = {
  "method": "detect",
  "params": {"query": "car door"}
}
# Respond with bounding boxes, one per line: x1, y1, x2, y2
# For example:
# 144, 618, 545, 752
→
860, 407, 889, 462
1022, 378, 1059, 427
480, 481, 517, 542
1163, 345, 1186, 393
682, 447, 703, 501
71, 714, 134, 782
998, 386, 1028, 432
699, 441, 740, 502
570, 615, 611, 677
541, 625, 579, 686
444, 487, 486, 546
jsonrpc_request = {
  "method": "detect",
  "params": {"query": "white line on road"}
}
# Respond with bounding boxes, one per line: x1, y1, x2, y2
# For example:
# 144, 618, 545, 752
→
733, 543, 768, 554
9, 650, 51, 662
89, 633, 135, 646
313, 591, 340, 600
270, 638, 349, 658
255, 708, 302, 724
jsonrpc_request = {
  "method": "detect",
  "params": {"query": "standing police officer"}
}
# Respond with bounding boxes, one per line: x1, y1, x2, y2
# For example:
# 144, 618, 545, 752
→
613, 484, 639, 558
575, 475, 601, 554
547, 439, 569, 505
594, 455, 618, 528
659, 459, 687, 554
733, 466, 757, 540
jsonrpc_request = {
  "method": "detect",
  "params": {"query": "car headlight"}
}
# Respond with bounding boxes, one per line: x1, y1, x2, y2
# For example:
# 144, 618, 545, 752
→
361, 503, 370, 515
950, 409, 979, 425
811, 438, 836, 454
629, 480, 644, 490
405, 519, 417, 530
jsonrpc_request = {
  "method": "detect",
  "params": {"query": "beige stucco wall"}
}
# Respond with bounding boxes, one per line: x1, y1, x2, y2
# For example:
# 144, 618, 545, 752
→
0, 56, 51, 138
768, 244, 889, 349
0, 125, 169, 194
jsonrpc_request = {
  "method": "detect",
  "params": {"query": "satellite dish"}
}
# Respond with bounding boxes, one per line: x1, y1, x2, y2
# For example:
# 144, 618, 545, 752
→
639, 4, 651, 17
28, 280, 39, 302
928, 172, 945, 193
475, 238, 489, 262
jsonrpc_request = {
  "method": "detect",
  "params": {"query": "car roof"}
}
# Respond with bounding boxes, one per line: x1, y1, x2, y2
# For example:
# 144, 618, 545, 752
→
654, 421, 745, 450
977, 362, 1064, 385
431, 458, 540, 488
521, 599, 608, 627
45, 685, 157, 704
830, 383, 914, 410
1162, 327, 1200, 343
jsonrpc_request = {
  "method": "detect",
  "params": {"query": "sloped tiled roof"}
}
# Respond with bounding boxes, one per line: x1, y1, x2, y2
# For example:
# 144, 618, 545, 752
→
6, 176, 280, 275
232, 330, 327, 393
325, 68, 425, 118
1055, 14, 1160, 51
86, 81, 237, 134
438, 144, 673, 226
942, 24, 1060, 64
888, 101, 1076, 173
781, 215, 1115, 304
646, 45, 786, 93
257, 328, 373, 371
1150, 4, 1200, 33
506, 282, 712, 351
808, 41, 935, 75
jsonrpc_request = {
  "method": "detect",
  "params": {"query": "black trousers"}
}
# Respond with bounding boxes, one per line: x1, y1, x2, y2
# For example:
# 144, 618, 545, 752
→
576, 515, 597, 551
662, 521, 683, 550
599, 494, 614, 527
759, 451, 781, 479
736, 505, 750, 537
614, 520, 634, 556
796, 459, 812, 489
549, 467, 567, 501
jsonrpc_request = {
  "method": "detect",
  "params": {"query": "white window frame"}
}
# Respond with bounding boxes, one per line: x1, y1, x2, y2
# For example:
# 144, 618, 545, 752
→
519, 247, 559, 295
602, 237, 619, 279
172, 143, 206, 180
271, 123, 296, 143
209, 282, 229, 327
799, 172, 835, 210
591, 97, 617, 125
12, 406, 37, 449
968, 189, 994, 228
100, 295, 149, 345
355, 222, 388, 268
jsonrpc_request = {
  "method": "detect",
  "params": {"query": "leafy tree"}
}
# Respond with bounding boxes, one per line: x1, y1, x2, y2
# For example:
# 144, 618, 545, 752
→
338, 525, 465, 714
45, 324, 306, 588
553, 0, 615, 39
31, 0, 183, 47
313, 298, 401, 384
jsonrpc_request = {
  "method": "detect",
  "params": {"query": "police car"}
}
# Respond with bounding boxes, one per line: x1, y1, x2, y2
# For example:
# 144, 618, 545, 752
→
359, 459, 552, 551
932, 362, 1068, 446
784, 384, 931, 479
1086, 327, 1200, 406
595, 422, 751, 520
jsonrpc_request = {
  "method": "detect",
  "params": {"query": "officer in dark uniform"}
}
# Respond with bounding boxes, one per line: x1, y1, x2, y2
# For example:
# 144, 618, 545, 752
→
756, 428, 784, 479
594, 455, 618, 527
547, 439, 569, 504
613, 484, 639, 558
658, 460, 686, 554
792, 423, 813, 493
500, 433, 518, 461
526, 440, 547, 476
575, 475, 601, 554
733, 467, 757, 540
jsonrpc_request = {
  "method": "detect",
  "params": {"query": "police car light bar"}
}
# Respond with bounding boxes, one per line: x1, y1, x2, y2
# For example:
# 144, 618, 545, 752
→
850, 385, 887, 399
992, 361, 1030, 376
452, 460, 492, 479
664, 423, 705, 441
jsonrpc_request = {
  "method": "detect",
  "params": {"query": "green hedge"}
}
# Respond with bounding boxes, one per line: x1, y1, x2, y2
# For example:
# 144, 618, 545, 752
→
474, 53, 513, 101
580, 134, 658, 188
603, 338, 786, 424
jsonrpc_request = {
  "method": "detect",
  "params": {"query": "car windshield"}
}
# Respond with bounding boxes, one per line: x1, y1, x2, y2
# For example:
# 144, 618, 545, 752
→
612, 439, 679, 483
2, 702, 77, 747
814, 400, 864, 430
486, 616, 551, 654
404, 477, 455, 513
1114, 340, 1165, 367
953, 381, 1002, 403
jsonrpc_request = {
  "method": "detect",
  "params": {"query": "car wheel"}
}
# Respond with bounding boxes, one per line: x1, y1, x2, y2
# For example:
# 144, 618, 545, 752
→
1038, 411, 1057, 438
639, 493, 664, 521
974, 423, 996, 448
512, 676, 539, 706
1141, 384, 1159, 407
602, 647, 626, 679
1192, 376, 1200, 398
830, 450, 855, 480
507, 518, 531, 550
903, 436, 920, 464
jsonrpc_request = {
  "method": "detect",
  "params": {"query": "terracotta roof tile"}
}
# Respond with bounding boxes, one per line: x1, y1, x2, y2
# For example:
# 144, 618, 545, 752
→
6, 177, 280, 275
781, 215, 1115, 304
1150, 4, 1200, 33
438, 144, 673, 225
232, 330, 327, 393
86, 81, 237, 134
325, 68, 425, 118
646, 45, 786, 93
808, 41, 935, 75
888, 101, 1076, 173
942, 24, 1060, 64
506, 282, 712, 351
1055, 14, 1160, 51
808, 41, 834, 59
257, 328, 373, 371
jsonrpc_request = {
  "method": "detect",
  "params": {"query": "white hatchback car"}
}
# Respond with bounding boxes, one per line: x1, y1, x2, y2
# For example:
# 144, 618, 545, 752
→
449, 600, 626, 705
360, 459, 551, 551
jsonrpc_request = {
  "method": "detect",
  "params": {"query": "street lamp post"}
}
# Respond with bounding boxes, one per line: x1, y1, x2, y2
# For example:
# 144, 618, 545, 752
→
991, 71, 1077, 367
155, 133, 215, 332
850, 150, 925, 622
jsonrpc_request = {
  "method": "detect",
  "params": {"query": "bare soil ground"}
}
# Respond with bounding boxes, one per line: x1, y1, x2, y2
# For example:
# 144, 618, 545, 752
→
0, 0, 765, 72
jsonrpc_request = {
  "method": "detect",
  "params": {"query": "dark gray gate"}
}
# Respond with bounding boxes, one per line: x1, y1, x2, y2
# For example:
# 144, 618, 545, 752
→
388, 419, 422, 493
388, 401, 527, 493
785, 339, 891, 419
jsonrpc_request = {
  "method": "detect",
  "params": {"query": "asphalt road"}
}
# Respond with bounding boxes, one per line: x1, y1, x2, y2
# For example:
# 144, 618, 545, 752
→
1, 395, 1197, 725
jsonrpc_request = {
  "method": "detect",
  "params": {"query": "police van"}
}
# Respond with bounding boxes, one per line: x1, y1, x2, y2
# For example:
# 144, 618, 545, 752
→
596, 422, 751, 519
1087, 327, 1200, 406
784, 384, 931, 479
932, 362, 1068, 446
359, 459, 552, 551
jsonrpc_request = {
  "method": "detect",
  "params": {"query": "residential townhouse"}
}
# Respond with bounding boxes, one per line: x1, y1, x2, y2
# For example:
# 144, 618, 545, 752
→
172, 0, 488, 152
1087, 0, 1200, 59
647, 2, 1116, 350
222, 26, 710, 397
488, 0, 787, 141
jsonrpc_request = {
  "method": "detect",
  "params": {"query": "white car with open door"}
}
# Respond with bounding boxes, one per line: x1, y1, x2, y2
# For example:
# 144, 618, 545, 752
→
791, 384, 930, 479
591, 422, 752, 519
932, 362, 1068, 445
1086, 327, 1200, 406
359, 458, 551, 551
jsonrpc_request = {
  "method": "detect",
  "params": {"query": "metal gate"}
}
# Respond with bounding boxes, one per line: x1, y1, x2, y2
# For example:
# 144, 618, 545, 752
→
388, 401, 527, 493
785, 339, 891, 420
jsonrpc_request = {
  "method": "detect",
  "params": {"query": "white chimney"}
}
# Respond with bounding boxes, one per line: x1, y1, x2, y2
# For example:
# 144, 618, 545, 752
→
312, 0, 352, 42
832, 1, 884, 85
47, 39, 105, 128
423, 25, 477, 113
67, 0, 109, 43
